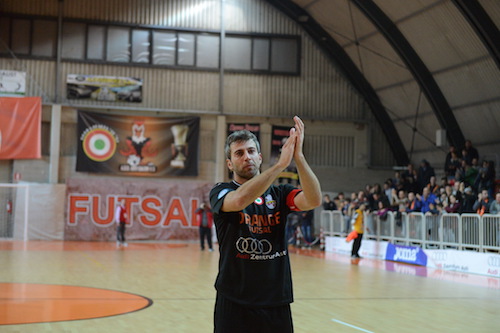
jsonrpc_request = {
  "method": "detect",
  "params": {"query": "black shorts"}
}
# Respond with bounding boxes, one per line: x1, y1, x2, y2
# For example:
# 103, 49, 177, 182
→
214, 293, 293, 333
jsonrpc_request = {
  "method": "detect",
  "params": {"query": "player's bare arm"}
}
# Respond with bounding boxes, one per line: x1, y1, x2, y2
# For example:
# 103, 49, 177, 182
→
291, 116, 322, 211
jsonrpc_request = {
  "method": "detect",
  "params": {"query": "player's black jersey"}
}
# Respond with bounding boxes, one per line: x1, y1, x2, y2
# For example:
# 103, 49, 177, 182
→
210, 180, 301, 307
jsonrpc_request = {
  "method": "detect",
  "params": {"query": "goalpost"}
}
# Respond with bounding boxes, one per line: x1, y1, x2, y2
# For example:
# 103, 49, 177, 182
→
0, 183, 29, 241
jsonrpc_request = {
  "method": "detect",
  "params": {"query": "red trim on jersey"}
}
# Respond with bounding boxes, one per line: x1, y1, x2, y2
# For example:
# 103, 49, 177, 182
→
286, 189, 302, 211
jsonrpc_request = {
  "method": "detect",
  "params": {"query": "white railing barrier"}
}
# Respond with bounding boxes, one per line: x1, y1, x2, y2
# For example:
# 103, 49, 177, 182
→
321, 210, 500, 253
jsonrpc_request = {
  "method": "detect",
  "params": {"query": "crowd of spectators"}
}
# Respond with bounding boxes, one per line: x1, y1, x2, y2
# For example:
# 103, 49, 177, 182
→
327, 140, 499, 224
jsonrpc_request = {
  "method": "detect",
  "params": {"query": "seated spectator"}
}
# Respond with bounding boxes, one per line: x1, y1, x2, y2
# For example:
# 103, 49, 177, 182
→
489, 192, 500, 215
444, 194, 461, 214
426, 176, 440, 195
473, 189, 491, 216
463, 139, 479, 166
425, 202, 442, 216
406, 192, 422, 213
322, 194, 337, 211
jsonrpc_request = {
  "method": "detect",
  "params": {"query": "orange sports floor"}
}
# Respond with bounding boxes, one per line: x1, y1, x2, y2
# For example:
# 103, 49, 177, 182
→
1, 240, 499, 332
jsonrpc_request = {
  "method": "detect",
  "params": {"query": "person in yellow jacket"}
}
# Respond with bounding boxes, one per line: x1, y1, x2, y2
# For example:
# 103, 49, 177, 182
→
351, 202, 368, 258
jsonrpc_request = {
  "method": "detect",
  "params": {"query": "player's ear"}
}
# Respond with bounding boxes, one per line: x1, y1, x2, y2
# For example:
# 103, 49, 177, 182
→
226, 158, 233, 171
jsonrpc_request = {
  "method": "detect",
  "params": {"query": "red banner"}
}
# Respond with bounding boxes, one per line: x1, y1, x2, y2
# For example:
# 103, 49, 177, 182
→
0, 97, 41, 159
65, 178, 213, 241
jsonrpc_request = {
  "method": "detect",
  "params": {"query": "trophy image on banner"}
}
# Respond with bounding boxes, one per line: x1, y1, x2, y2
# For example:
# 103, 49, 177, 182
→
170, 124, 189, 168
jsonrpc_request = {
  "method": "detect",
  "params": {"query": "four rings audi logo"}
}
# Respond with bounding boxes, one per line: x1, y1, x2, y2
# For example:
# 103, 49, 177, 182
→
236, 237, 272, 255
488, 256, 500, 267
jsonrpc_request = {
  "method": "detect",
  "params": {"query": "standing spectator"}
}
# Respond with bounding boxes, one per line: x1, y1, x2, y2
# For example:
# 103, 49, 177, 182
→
426, 176, 440, 195
301, 209, 314, 245
475, 160, 496, 199
417, 159, 435, 193
209, 117, 321, 333
490, 192, 500, 214
463, 140, 479, 165
473, 189, 491, 216
444, 146, 461, 181
341, 198, 352, 234
417, 187, 438, 214
351, 202, 368, 258
322, 194, 337, 211
114, 199, 128, 247
196, 202, 214, 251
488, 193, 500, 247
460, 187, 476, 213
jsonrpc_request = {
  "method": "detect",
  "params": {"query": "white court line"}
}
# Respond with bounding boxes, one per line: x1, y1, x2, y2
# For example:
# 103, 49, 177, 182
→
331, 318, 374, 333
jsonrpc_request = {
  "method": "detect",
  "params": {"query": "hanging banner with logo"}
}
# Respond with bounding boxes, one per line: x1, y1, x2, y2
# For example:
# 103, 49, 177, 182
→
65, 178, 213, 241
67, 74, 143, 102
0, 97, 41, 159
271, 125, 298, 185
0, 70, 26, 96
77, 111, 199, 176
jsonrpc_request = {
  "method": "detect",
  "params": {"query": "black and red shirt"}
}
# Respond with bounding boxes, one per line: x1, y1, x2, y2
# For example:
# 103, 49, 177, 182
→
210, 180, 301, 307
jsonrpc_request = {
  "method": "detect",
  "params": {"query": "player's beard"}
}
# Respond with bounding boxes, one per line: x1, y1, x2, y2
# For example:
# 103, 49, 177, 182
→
233, 163, 259, 181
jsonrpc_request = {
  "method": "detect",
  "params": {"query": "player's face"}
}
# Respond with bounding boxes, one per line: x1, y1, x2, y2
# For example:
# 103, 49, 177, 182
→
227, 140, 262, 182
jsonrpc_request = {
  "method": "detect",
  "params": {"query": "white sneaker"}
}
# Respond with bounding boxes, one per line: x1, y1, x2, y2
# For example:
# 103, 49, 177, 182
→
116, 241, 121, 247
123, 242, 128, 247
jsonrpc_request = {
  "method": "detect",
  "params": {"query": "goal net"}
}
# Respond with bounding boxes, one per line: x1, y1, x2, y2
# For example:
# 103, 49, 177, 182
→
0, 184, 29, 240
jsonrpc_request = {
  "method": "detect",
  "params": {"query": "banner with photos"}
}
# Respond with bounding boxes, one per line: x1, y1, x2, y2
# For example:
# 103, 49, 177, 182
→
76, 111, 199, 176
67, 74, 143, 102
0, 70, 26, 96
271, 125, 298, 185
0, 97, 41, 159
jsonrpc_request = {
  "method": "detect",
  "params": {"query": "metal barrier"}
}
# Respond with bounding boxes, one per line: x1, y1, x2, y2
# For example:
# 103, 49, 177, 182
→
320, 210, 500, 253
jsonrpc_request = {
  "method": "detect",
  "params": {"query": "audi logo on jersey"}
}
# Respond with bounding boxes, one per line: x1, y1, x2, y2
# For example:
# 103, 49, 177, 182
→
236, 237, 272, 255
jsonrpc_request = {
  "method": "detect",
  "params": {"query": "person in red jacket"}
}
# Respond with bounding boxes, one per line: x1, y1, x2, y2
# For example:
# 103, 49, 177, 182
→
114, 199, 128, 247
196, 202, 213, 251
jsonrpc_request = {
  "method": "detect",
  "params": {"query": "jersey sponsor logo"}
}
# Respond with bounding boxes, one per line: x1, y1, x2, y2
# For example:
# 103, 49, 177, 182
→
235, 237, 287, 261
254, 197, 263, 205
239, 211, 281, 234
265, 194, 276, 209
236, 237, 272, 255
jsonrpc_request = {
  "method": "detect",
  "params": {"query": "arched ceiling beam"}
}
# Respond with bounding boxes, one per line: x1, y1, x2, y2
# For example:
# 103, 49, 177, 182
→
452, 0, 500, 69
266, 0, 409, 166
351, 0, 465, 149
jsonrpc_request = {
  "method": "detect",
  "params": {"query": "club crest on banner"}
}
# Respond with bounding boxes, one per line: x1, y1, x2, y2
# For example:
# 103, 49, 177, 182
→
80, 125, 119, 162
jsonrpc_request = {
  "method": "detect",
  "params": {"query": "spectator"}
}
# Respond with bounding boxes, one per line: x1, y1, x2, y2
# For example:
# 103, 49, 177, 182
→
301, 209, 314, 245
341, 198, 352, 234
406, 192, 422, 213
444, 146, 461, 181
195, 202, 214, 252
417, 187, 438, 214
475, 160, 496, 199
322, 194, 337, 211
489, 192, 500, 215
463, 139, 479, 165
417, 159, 435, 193
426, 175, 440, 195
444, 194, 461, 214
473, 189, 491, 216
460, 186, 476, 213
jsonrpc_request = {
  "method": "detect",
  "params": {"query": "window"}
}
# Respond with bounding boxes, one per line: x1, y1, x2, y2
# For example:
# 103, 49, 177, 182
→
87, 25, 105, 60
107, 27, 130, 62
224, 37, 251, 70
152, 31, 176, 65
62, 22, 86, 59
0, 15, 301, 75
132, 29, 150, 63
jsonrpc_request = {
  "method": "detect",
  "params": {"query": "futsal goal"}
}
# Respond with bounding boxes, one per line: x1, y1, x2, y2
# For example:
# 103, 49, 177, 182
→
0, 183, 29, 240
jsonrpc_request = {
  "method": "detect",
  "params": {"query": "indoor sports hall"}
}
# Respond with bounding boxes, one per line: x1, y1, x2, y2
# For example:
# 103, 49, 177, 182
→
1, 0, 499, 332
